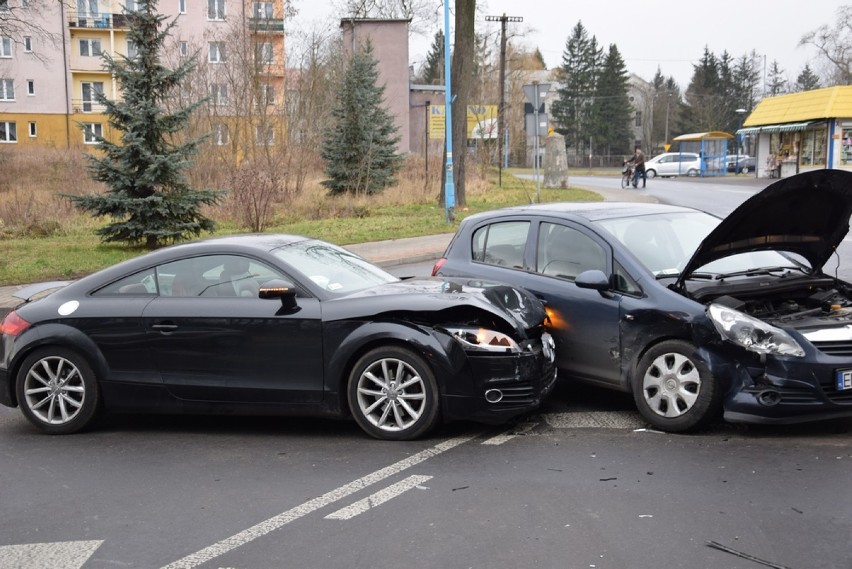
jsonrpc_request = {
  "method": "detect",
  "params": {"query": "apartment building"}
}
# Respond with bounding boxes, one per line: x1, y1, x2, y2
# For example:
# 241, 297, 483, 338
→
0, 0, 285, 149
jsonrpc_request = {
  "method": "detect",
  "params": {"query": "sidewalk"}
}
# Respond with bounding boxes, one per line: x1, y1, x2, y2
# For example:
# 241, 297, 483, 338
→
0, 182, 655, 317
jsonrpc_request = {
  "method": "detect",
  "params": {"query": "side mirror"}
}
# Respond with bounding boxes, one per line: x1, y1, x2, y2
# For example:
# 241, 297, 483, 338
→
574, 269, 610, 292
259, 279, 298, 311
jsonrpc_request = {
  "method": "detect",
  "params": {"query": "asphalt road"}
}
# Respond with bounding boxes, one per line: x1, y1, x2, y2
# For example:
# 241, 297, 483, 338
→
3, 175, 852, 569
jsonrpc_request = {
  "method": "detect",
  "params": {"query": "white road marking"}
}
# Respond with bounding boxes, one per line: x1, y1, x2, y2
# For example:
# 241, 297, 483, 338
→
481, 421, 538, 445
543, 411, 644, 429
324, 474, 433, 520
161, 434, 477, 569
0, 540, 103, 569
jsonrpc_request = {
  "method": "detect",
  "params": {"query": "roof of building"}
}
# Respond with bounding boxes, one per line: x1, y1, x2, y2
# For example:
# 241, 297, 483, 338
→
743, 86, 852, 127
672, 131, 734, 141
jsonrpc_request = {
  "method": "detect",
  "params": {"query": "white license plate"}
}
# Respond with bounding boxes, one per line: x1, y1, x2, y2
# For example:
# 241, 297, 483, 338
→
836, 369, 852, 391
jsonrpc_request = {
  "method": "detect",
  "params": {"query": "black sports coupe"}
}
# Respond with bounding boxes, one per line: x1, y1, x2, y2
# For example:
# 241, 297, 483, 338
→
0, 235, 556, 440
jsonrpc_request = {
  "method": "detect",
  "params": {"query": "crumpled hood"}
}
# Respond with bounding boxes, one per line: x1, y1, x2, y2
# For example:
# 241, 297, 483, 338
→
678, 170, 852, 284
327, 277, 547, 334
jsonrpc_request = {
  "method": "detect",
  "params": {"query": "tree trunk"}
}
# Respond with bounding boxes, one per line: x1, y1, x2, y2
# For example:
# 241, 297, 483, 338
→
450, 0, 474, 207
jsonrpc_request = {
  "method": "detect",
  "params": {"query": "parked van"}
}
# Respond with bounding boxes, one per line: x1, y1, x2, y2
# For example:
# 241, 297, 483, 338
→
644, 152, 701, 178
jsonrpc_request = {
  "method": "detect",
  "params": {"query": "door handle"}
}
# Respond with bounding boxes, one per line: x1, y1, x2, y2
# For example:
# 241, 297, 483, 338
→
152, 322, 178, 331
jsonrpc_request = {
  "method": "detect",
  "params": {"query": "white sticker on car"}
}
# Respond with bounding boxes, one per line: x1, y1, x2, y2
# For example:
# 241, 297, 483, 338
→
58, 300, 80, 316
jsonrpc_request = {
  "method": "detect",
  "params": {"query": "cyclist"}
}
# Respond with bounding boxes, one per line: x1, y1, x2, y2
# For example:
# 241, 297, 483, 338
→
625, 145, 646, 188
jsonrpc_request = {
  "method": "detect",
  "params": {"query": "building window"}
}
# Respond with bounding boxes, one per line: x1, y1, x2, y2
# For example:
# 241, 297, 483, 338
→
213, 123, 229, 145
208, 42, 225, 63
24, 36, 32, 52
258, 84, 274, 106
0, 122, 17, 143
26, 79, 34, 95
125, 0, 139, 11
256, 42, 273, 64
0, 37, 11, 58
80, 38, 102, 57
255, 125, 274, 146
253, 2, 273, 18
179, 41, 188, 58
207, 0, 225, 20
635, 111, 642, 127
178, 0, 185, 13
0, 79, 14, 101
83, 123, 102, 144
81, 81, 104, 112
210, 84, 228, 106
28, 122, 36, 137
127, 39, 137, 59
77, 0, 99, 17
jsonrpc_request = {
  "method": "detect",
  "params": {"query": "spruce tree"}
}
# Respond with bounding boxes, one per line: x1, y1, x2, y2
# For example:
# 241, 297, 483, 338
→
589, 44, 632, 155
68, 0, 222, 249
321, 41, 402, 196
420, 30, 444, 85
795, 65, 821, 92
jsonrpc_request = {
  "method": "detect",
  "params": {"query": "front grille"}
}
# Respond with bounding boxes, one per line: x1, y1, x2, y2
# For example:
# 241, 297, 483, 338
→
811, 340, 852, 357
817, 378, 852, 403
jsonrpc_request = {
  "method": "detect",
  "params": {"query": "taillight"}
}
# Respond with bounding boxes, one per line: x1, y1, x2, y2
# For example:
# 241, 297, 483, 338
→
0, 311, 31, 337
431, 258, 447, 276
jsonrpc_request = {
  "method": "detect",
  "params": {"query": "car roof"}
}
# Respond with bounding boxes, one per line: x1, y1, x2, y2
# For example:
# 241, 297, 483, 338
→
462, 201, 698, 224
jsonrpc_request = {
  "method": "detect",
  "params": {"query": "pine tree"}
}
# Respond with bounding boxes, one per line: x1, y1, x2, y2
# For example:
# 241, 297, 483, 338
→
795, 64, 821, 92
766, 60, 787, 96
551, 21, 600, 155
589, 44, 632, 155
68, 0, 221, 250
321, 41, 402, 196
420, 30, 444, 85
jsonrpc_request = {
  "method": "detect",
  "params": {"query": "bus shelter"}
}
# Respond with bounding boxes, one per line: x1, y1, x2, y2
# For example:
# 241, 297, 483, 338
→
672, 131, 734, 176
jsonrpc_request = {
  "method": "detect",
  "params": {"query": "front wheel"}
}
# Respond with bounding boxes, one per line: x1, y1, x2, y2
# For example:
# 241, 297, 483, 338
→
16, 348, 102, 434
645, 169, 657, 179
348, 346, 440, 440
632, 340, 722, 432
621, 173, 632, 189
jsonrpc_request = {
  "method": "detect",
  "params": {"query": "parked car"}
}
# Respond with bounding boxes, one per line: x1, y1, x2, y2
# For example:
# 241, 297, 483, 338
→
731, 156, 757, 174
644, 152, 702, 178
0, 235, 556, 440
433, 170, 852, 432
725, 154, 748, 171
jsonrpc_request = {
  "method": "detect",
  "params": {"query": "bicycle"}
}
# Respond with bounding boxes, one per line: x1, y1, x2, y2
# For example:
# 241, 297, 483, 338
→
621, 162, 634, 189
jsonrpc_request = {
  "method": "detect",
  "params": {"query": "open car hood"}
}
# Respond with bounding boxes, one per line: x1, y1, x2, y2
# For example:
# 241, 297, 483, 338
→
677, 170, 852, 286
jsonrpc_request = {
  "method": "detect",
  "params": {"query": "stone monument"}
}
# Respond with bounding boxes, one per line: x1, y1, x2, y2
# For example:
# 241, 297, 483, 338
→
543, 132, 569, 189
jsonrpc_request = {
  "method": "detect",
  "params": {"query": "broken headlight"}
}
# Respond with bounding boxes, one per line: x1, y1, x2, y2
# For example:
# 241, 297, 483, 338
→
708, 303, 805, 357
449, 327, 521, 353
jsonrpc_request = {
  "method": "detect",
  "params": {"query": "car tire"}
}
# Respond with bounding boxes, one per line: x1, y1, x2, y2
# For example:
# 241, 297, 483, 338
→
645, 169, 657, 179
348, 346, 441, 440
632, 340, 722, 432
741, 166, 749, 174
16, 347, 103, 435
686, 168, 699, 177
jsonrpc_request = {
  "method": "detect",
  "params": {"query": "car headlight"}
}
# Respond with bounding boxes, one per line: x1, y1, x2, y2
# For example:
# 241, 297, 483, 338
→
449, 327, 521, 353
707, 303, 805, 357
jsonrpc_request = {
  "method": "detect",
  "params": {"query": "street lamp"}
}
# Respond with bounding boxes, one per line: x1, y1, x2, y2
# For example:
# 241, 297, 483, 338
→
735, 108, 747, 175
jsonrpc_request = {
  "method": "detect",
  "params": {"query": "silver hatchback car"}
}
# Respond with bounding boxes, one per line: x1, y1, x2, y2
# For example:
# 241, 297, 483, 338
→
644, 152, 701, 178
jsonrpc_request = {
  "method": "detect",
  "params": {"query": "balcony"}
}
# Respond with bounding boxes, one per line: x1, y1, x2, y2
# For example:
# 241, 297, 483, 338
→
68, 13, 129, 30
248, 17, 284, 33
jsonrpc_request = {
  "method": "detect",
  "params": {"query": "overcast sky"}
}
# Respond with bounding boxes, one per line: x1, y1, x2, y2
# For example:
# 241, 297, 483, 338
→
290, 0, 845, 90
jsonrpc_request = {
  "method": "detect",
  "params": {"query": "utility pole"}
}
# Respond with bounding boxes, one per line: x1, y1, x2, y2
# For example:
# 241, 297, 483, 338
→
485, 13, 522, 188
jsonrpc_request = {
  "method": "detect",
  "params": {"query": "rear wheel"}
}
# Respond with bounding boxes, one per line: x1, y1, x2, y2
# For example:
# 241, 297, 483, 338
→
741, 166, 750, 174
16, 348, 102, 434
632, 340, 721, 432
348, 346, 440, 440
645, 169, 657, 179
686, 168, 699, 177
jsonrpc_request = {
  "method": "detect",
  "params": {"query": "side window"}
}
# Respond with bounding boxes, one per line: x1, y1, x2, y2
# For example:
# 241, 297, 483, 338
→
158, 255, 286, 298
94, 269, 157, 295
471, 221, 529, 269
536, 222, 606, 281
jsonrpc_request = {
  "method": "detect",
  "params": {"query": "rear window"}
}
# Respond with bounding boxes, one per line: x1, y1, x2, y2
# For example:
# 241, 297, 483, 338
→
472, 221, 530, 269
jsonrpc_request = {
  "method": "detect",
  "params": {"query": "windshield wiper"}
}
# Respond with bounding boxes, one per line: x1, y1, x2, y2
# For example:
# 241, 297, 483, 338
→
712, 266, 803, 280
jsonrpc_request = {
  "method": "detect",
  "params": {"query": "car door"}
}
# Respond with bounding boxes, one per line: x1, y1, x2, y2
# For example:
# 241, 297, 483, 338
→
142, 254, 324, 404
520, 219, 623, 386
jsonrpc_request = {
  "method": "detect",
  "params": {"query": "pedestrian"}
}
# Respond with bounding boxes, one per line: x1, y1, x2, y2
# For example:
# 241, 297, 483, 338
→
626, 145, 646, 188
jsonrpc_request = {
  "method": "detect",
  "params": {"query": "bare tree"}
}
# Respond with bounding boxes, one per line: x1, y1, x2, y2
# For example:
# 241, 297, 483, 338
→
799, 4, 852, 86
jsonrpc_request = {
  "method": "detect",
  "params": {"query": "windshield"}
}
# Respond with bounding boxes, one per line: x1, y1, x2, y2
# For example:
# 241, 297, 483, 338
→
594, 211, 805, 277
272, 240, 398, 296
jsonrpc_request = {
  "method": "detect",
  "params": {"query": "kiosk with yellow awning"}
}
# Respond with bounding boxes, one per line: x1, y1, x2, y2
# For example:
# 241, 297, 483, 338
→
737, 86, 852, 178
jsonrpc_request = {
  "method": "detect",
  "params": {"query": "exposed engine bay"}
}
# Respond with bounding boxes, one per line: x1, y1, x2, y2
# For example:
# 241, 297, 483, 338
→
685, 275, 852, 327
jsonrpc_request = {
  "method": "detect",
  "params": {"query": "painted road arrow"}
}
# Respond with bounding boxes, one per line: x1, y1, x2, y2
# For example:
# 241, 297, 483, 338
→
0, 540, 103, 569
